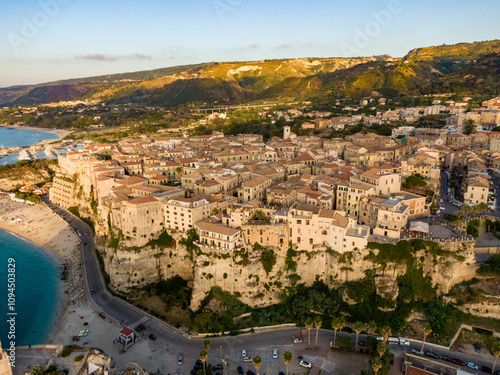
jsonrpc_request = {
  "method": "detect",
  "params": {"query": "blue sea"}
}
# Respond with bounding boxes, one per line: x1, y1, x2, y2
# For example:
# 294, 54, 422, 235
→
0, 126, 63, 346
0, 230, 61, 346
0, 127, 60, 166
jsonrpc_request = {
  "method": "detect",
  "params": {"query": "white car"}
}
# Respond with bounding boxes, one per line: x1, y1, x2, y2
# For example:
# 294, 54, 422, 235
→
293, 337, 302, 344
241, 349, 247, 357
299, 360, 312, 368
467, 362, 478, 370
272, 348, 278, 359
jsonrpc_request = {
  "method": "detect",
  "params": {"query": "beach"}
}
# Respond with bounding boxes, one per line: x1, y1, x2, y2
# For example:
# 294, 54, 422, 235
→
0, 197, 147, 368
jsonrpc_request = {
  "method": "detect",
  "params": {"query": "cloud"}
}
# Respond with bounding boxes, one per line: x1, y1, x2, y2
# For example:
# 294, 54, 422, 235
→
249, 43, 259, 48
276, 43, 290, 49
76, 53, 151, 61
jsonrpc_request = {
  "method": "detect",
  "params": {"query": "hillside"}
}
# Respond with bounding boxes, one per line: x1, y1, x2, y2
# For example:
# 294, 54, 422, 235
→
1, 40, 499, 107
404, 39, 500, 62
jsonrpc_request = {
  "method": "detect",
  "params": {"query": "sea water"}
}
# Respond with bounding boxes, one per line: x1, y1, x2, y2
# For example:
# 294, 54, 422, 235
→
0, 127, 60, 166
0, 229, 61, 346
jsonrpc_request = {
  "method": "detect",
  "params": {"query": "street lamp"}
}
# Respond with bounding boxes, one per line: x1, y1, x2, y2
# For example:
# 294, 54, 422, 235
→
219, 345, 222, 360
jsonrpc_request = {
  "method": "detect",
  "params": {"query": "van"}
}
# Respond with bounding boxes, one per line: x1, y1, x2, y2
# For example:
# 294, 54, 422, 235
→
388, 337, 399, 345
399, 339, 410, 347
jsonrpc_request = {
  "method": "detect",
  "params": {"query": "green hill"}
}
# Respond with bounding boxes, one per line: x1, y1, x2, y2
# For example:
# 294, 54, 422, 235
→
1, 40, 499, 107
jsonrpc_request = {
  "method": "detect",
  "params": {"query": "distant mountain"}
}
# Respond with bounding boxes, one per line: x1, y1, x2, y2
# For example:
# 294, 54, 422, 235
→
1, 40, 499, 107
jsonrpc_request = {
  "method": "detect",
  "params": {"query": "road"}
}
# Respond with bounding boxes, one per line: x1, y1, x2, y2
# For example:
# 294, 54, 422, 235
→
42, 197, 499, 374
439, 170, 459, 215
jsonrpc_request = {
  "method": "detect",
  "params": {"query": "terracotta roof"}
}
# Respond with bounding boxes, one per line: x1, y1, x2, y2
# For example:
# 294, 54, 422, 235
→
120, 327, 135, 336
127, 196, 159, 205
241, 176, 272, 188
196, 221, 240, 236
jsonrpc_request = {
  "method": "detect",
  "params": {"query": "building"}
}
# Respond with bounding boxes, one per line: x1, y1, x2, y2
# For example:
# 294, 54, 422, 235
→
164, 196, 217, 233
196, 221, 242, 251
288, 203, 370, 253
463, 174, 489, 205
49, 174, 76, 208
238, 176, 273, 203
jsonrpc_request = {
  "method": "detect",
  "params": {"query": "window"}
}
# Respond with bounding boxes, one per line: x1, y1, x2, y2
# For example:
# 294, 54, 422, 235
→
297, 220, 302, 224
309, 238, 313, 245
297, 237, 301, 243
322, 230, 327, 235
306, 220, 310, 225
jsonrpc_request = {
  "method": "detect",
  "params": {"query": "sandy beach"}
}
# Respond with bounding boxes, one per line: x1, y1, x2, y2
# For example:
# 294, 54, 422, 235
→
0, 197, 154, 369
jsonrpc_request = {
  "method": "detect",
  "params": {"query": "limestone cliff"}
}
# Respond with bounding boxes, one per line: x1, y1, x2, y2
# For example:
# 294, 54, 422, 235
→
95, 234, 478, 312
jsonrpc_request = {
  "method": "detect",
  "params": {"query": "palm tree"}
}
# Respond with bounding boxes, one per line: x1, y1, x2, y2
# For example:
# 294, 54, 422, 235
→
491, 341, 500, 375
283, 351, 293, 375
253, 356, 262, 375
199, 350, 208, 373
380, 325, 392, 343
371, 358, 382, 375
368, 321, 378, 335
421, 323, 432, 353
305, 318, 314, 348
332, 316, 346, 348
203, 339, 211, 353
377, 342, 386, 359
354, 322, 364, 350
314, 316, 323, 348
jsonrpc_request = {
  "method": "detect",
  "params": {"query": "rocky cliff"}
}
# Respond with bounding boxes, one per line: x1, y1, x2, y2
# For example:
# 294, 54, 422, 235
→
96, 234, 477, 312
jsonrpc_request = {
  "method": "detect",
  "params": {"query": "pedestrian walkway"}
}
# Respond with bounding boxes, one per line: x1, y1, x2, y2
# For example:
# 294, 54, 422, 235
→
127, 316, 149, 329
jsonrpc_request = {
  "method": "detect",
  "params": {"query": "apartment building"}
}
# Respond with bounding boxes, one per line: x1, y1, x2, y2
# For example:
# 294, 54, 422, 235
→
238, 176, 273, 203
463, 175, 489, 205
164, 196, 217, 233
287, 203, 370, 253
335, 182, 376, 219
195, 221, 242, 251
360, 196, 409, 239
353, 169, 401, 196
49, 174, 76, 208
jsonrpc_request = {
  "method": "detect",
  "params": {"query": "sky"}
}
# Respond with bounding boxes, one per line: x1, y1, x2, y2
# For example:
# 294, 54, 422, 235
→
0, 0, 499, 87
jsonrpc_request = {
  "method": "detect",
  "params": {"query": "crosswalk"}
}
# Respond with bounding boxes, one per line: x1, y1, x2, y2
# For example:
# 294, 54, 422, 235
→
128, 316, 149, 329
301, 355, 336, 373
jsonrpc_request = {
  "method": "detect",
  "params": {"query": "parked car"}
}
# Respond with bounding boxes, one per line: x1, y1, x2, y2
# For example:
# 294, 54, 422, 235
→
452, 358, 465, 366
241, 350, 247, 357
474, 343, 481, 353
149, 334, 157, 340
411, 348, 423, 355
213, 365, 223, 371
241, 357, 252, 362
467, 362, 479, 370
424, 351, 439, 359
246, 371, 255, 375
440, 355, 452, 362
237, 367, 243, 375
136, 324, 145, 332
279, 373, 285, 375
480, 365, 492, 373
293, 337, 302, 344
178, 356, 183, 365
299, 360, 312, 369
272, 348, 279, 359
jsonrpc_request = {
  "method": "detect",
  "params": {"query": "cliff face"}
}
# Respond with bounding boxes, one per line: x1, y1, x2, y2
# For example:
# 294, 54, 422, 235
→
96, 235, 477, 311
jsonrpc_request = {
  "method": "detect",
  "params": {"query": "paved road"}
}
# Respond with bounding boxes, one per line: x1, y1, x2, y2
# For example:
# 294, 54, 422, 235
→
42, 197, 499, 374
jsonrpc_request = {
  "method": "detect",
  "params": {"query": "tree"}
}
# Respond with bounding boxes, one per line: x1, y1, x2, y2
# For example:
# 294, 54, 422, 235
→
253, 355, 262, 375
354, 322, 364, 350
421, 323, 432, 353
314, 316, 323, 348
283, 351, 293, 375
463, 119, 477, 135
203, 339, 211, 353
368, 321, 378, 335
371, 358, 382, 375
305, 318, 314, 348
332, 316, 346, 348
199, 350, 208, 373
380, 326, 392, 343
492, 342, 500, 375
376, 342, 386, 359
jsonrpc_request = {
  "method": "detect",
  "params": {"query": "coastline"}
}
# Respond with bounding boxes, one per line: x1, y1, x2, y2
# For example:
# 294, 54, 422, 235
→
0, 198, 86, 346
0, 124, 72, 144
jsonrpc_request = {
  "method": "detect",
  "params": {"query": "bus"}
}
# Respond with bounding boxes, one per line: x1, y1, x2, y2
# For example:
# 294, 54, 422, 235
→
388, 337, 399, 345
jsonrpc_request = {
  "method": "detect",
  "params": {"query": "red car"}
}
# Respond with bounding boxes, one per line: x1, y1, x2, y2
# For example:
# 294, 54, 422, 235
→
452, 358, 465, 366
